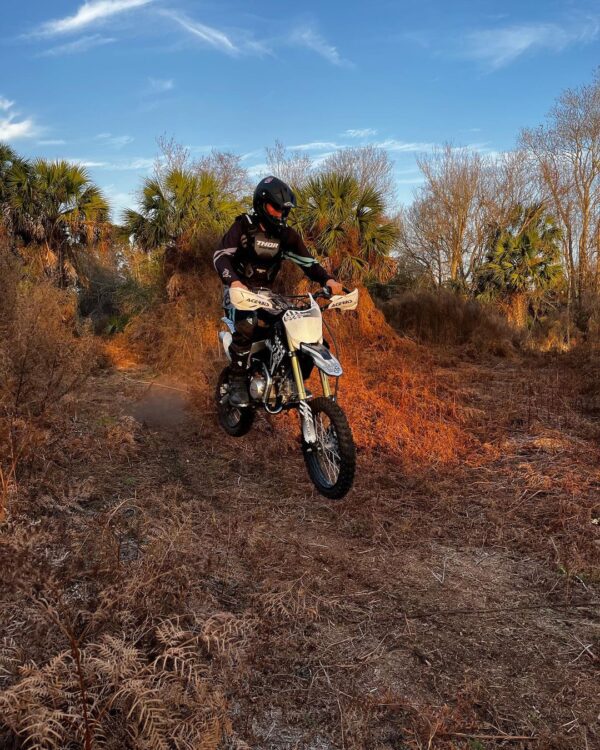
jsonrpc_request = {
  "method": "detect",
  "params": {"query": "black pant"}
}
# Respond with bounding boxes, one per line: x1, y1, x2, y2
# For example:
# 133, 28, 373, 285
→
229, 309, 273, 374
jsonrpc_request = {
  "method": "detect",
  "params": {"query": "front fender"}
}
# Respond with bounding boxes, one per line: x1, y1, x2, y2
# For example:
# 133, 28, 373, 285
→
300, 343, 343, 377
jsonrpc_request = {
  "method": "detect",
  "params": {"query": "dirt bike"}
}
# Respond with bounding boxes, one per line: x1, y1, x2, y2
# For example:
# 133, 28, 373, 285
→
215, 286, 359, 499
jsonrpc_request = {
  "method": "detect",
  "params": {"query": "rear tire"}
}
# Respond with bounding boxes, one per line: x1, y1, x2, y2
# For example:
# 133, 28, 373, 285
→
215, 367, 255, 437
302, 397, 355, 499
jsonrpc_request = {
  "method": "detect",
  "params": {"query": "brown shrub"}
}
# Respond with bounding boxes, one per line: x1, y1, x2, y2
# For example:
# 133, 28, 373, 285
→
380, 289, 521, 356
529, 308, 575, 351
124, 274, 223, 379
0, 509, 238, 750
321, 290, 469, 465
0, 246, 99, 520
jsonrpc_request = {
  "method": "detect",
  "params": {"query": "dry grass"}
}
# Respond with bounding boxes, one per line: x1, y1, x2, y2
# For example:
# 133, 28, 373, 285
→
1, 263, 598, 749
0, 247, 98, 522
322, 290, 469, 465
379, 289, 522, 357
0, 502, 241, 749
124, 274, 223, 377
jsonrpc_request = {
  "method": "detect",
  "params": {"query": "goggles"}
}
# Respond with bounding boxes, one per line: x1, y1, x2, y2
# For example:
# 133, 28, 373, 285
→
265, 202, 283, 219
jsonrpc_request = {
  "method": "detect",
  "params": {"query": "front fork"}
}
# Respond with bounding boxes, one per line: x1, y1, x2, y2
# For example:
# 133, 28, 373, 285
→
290, 349, 332, 444
320, 370, 332, 398
289, 350, 332, 398
290, 351, 315, 443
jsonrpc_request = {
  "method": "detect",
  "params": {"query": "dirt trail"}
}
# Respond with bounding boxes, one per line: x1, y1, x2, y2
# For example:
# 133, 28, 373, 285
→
76, 352, 599, 749
128, 377, 191, 429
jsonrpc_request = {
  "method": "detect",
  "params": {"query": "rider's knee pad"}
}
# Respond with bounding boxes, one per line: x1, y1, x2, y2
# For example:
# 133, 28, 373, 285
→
234, 313, 257, 341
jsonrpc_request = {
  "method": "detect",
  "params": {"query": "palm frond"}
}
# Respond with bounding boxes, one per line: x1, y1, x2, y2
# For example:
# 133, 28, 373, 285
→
294, 172, 398, 282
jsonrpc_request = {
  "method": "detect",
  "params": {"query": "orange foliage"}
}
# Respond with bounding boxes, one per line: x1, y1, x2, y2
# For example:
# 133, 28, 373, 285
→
124, 274, 468, 468
103, 337, 141, 371
324, 289, 468, 465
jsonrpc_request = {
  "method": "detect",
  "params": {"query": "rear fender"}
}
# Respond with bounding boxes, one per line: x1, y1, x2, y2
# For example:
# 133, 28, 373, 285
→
300, 343, 342, 377
219, 331, 232, 360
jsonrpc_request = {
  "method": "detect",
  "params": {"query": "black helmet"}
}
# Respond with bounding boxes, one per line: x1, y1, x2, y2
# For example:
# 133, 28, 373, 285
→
253, 176, 296, 235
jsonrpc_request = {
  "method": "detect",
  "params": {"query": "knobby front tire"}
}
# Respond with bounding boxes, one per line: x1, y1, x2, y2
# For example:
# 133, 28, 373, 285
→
302, 397, 356, 500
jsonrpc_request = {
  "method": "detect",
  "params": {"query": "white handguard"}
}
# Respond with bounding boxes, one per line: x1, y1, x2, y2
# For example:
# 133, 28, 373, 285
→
228, 286, 276, 311
328, 288, 359, 311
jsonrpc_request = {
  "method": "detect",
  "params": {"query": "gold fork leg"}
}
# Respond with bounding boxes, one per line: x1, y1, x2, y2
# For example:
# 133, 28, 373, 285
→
319, 370, 331, 398
290, 353, 307, 400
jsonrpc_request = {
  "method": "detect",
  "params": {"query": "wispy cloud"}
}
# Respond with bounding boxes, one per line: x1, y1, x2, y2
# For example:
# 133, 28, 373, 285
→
240, 149, 263, 162
189, 144, 226, 153
147, 77, 174, 93
95, 132, 134, 148
374, 139, 435, 152
0, 98, 39, 141
290, 27, 352, 67
285, 136, 437, 157
36, 0, 154, 36
312, 151, 337, 166
67, 159, 108, 168
0, 118, 38, 141
344, 128, 377, 138
463, 17, 599, 69
464, 143, 503, 159
109, 157, 154, 170
66, 157, 153, 170
247, 163, 269, 178
395, 166, 421, 175
161, 10, 238, 54
289, 141, 341, 151
37, 139, 67, 146
40, 34, 116, 56
103, 184, 135, 217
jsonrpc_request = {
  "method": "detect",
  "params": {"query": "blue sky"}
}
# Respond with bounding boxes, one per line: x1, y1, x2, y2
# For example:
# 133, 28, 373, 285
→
1, 0, 598, 219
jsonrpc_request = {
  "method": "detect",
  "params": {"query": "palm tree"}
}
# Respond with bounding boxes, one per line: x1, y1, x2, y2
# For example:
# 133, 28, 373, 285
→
476, 203, 563, 327
122, 167, 244, 298
122, 168, 242, 254
293, 172, 399, 283
7, 159, 109, 287
0, 143, 20, 199
0, 143, 28, 237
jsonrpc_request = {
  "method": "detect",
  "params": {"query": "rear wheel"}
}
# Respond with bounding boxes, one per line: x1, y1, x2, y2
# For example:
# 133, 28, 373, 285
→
215, 367, 255, 437
302, 397, 355, 499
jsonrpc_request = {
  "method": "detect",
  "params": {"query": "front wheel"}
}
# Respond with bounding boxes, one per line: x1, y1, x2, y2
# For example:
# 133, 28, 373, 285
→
302, 397, 356, 499
215, 367, 255, 437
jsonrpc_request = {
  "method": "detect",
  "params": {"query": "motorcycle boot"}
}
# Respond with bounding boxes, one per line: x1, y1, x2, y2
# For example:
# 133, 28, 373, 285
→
228, 342, 251, 407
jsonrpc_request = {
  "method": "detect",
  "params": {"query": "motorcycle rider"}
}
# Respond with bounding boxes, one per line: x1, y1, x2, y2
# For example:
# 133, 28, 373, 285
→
214, 176, 344, 407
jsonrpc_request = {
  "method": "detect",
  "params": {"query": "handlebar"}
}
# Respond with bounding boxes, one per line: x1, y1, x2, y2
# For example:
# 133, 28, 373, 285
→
227, 285, 359, 313
237, 286, 351, 299
317, 286, 353, 298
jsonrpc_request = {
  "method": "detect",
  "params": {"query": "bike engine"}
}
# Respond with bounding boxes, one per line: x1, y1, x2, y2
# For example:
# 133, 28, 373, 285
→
249, 372, 268, 401
278, 377, 295, 403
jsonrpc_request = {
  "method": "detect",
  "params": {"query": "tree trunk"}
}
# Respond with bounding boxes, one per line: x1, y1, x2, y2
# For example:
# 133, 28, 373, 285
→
594, 222, 600, 296
578, 221, 589, 305
450, 241, 461, 284
508, 293, 528, 329
566, 231, 576, 307
57, 243, 66, 289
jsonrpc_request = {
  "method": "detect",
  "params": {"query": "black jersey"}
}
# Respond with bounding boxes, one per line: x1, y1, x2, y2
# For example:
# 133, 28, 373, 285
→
213, 213, 332, 289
